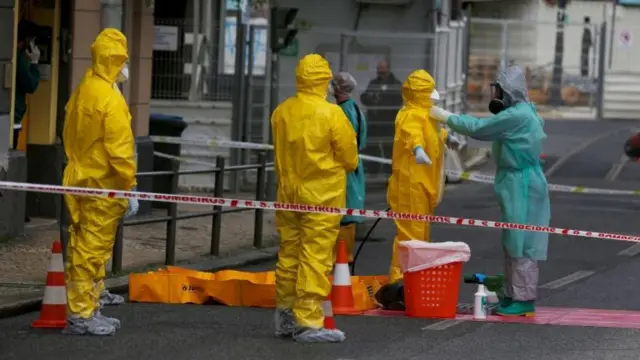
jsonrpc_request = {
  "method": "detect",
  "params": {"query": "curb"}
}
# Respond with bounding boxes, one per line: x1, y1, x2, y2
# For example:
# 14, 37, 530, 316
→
0, 246, 279, 319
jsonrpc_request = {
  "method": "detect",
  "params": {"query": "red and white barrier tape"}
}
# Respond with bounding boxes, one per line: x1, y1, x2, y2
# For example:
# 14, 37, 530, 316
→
1, 181, 639, 243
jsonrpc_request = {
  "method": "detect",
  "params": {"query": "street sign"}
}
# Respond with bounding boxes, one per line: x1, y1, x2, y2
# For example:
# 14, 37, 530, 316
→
280, 39, 299, 57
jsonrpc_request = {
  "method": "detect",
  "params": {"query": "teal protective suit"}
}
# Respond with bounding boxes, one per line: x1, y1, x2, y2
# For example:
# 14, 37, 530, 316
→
339, 98, 367, 225
446, 67, 550, 261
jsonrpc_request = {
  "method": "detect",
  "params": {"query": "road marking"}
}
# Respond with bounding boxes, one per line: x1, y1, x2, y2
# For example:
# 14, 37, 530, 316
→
544, 128, 630, 177
540, 270, 595, 289
421, 319, 465, 331
618, 243, 640, 256
555, 205, 636, 213
605, 154, 629, 182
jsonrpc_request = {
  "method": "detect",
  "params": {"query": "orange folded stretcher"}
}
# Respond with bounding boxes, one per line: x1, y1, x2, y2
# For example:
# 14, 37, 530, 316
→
129, 266, 389, 312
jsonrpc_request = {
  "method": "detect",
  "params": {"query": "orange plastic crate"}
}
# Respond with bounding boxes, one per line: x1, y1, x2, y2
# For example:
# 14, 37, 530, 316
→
403, 262, 463, 319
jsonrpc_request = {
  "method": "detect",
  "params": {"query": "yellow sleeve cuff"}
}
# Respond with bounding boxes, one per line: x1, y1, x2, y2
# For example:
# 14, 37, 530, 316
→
440, 128, 449, 142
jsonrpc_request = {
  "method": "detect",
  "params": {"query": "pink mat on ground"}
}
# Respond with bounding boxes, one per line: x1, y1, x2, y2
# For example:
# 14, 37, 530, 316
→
363, 307, 640, 329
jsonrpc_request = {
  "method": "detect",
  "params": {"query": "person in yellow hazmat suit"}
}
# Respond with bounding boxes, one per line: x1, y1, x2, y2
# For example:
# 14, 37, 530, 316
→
272, 54, 359, 343
386, 69, 461, 283
62, 28, 138, 336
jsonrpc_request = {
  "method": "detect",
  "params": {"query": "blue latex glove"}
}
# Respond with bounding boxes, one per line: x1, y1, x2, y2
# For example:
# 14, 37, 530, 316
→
414, 146, 432, 165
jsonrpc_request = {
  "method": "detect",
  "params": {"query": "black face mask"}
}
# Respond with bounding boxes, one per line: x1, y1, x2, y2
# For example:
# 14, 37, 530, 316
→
488, 82, 506, 114
488, 99, 506, 114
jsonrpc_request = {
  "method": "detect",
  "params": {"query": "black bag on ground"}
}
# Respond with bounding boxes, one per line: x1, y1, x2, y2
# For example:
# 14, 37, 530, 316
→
374, 280, 405, 311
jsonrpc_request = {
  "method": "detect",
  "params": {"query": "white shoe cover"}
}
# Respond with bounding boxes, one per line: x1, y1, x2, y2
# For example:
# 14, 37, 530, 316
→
99, 290, 125, 307
95, 310, 121, 329
274, 308, 295, 337
293, 327, 346, 343
62, 315, 116, 336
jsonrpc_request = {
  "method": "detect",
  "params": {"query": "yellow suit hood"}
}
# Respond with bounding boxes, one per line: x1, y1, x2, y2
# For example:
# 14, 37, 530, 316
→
295, 54, 332, 98
91, 28, 128, 83
402, 69, 436, 109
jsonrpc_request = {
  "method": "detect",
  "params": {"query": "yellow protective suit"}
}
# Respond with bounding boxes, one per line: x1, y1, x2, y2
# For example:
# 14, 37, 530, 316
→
387, 70, 448, 282
62, 28, 136, 318
272, 54, 360, 329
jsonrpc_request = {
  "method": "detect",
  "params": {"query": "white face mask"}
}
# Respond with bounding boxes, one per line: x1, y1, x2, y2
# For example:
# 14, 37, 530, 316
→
117, 64, 129, 83
327, 82, 334, 97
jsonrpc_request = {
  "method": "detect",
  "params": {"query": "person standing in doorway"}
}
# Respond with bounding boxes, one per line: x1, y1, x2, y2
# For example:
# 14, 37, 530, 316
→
14, 20, 41, 150
581, 16, 593, 77
14, 20, 41, 223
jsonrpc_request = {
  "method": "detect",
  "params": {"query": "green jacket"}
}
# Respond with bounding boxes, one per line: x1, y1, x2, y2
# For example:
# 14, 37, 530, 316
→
14, 50, 41, 125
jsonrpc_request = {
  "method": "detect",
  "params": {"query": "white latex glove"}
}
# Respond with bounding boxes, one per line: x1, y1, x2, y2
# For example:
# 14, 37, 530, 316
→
124, 197, 139, 219
430, 106, 453, 123
26, 41, 40, 64
414, 147, 432, 165
446, 134, 462, 150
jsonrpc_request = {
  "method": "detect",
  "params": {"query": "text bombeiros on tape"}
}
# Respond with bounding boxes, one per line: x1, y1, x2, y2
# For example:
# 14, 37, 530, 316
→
0, 181, 638, 243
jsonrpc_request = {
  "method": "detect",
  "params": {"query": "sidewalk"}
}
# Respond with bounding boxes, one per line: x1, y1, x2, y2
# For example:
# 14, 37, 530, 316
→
0, 191, 279, 307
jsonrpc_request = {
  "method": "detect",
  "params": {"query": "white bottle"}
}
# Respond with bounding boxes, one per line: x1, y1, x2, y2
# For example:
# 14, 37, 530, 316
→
474, 284, 488, 320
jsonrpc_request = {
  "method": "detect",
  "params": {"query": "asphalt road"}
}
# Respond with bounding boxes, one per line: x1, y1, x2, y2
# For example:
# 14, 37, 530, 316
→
4, 119, 640, 359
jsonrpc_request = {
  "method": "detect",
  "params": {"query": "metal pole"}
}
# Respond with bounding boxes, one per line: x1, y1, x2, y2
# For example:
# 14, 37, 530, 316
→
165, 161, 180, 266
253, 152, 266, 248
112, 223, 124, 274
589, 24, 598, 109
203, 0, 214, 98
261, 51, 271, 145
549, 0, 567, 106
266, 51, 279, 201
500, 21, 508, 70
230, 11, 247, 193
596, 22, 607, 121
339, 34, 348, 72
242, 25, 256, 187
210, 156, 225, 256
443, 29, 450, 111
608, 0, 617, 69
189, 0, 201, 101
461, 14, 471, 114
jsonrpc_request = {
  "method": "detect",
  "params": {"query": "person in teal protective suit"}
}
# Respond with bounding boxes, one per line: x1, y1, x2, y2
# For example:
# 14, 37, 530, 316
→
430, 66, 551, 317
329, 72, 367, 264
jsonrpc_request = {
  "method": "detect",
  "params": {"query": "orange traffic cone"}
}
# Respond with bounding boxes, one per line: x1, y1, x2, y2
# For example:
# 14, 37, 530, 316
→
331, 239, 360, 315
322, 295, 337, 329
32, 240, 67, 329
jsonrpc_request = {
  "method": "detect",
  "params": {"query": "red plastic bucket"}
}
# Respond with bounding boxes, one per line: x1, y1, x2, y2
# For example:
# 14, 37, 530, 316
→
403, 262, 463, 319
